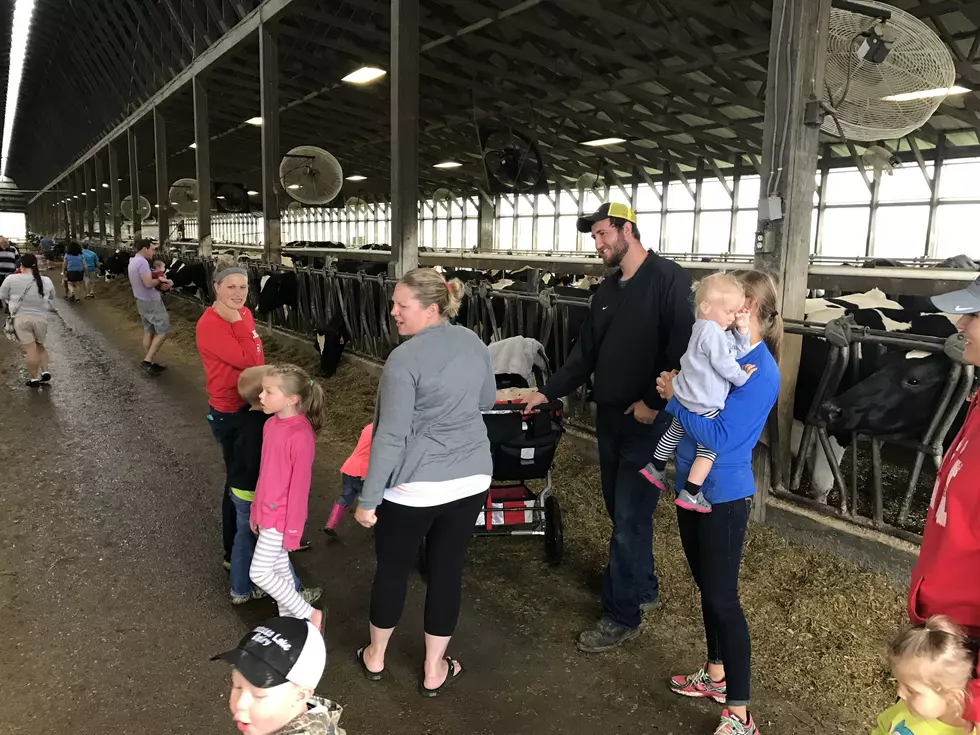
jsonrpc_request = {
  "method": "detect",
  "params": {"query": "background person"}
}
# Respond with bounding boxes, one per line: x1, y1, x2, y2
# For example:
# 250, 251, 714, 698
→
658, 269, 782, 735
63, 241, 85, 302
197, 257, 266, 572
126, 238, 171, 373
354, 268, 495, 697
0, 236, 20, 300
0, 253, 55, 386
81, 241, 100, 298
909, 276, 980, 639
522, 202, 695, 653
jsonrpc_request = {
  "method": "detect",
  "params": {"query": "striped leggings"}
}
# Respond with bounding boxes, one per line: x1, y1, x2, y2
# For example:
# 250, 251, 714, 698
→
654, 412, 720, 464
249, 527, 314, 620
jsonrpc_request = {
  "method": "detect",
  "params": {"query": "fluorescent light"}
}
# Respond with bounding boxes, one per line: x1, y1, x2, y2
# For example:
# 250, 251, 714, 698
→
190, 142, 197, 149
342, 66, 386, 84
434, 161, 462, 169
245, 117, 263, 126
287, 184, 300, 190
0, 0, 37, 178
247, 189, 259, 195
102, 183, 109, 188
883, 86, 970, 102
90, 188, 95, 192
582, 137, 627, 147
345, 175, 367, 181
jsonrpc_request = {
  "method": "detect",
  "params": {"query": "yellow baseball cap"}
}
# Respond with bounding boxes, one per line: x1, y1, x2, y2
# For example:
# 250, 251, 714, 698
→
576, 202, 637, 233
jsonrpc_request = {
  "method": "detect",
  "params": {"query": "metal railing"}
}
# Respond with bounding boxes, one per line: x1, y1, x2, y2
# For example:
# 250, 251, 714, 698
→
777, 317, 974, 543
95, 243, 973, 539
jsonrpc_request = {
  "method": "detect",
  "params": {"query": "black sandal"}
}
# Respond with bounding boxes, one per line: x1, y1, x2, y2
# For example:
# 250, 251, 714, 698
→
357, 646, 385, 681
419, 657, 464, 697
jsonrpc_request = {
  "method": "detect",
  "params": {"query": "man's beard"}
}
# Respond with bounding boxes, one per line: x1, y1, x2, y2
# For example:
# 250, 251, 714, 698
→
601, 232, 629, 267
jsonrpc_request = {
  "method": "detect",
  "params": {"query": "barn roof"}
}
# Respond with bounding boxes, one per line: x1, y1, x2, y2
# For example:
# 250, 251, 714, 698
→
7, 0, 980, 203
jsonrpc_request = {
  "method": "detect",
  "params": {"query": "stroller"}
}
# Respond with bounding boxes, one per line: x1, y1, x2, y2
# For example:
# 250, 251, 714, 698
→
478, 336, 565, 565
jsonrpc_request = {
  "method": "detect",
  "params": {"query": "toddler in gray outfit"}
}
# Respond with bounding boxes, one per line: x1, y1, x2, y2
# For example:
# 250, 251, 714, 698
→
640, 273, 756, 513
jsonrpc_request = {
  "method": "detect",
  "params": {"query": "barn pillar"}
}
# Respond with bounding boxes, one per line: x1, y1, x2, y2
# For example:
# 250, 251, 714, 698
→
108, 140, 122, 246
95, 150, 106, 242
259, 23, 281, 265
754, 0, 833, 522
389, 0, 419, 277
153, 107, 170, 250
478, 188, 495, 251
127, 126, 142, 240
83, 159, 94, 237
193, 76, 212, 258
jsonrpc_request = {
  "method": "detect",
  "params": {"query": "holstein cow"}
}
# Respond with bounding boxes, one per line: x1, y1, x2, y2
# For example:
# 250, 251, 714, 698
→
792, 288, 961, 502
165, 257, 209, 301
103, 249, 132, 281
312, 311, 352, 379
256, 270, 298, 320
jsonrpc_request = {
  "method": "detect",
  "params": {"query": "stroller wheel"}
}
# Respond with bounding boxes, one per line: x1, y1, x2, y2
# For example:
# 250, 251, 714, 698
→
544, 496, 563, 566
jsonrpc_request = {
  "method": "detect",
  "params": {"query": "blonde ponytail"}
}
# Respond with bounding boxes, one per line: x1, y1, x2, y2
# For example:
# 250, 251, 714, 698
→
399, 267, 463, 318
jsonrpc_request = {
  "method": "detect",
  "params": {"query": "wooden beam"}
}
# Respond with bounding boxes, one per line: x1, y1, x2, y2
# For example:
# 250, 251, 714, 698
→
95, 150, 106, 241
108, 141, 122, 245
154, 107, 170, 248
194, 76, 213, 257
390, 0, 420, 277
83, 159, 94, 237
260, 24, 281, 264
128, 127, 142, 240
754, 0, 833, 521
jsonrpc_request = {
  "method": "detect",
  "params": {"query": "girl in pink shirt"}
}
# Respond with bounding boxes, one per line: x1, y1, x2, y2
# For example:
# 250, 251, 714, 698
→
324, 422, 373, 537
249, 364, 328, 631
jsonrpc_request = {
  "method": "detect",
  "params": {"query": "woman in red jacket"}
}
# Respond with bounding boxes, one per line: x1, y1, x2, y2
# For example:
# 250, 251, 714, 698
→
196, 258, 265, 571
910, 276, 980, 640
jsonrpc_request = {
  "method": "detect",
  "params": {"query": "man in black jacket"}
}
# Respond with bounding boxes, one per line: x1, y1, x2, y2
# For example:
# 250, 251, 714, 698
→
523, 202, 694, 652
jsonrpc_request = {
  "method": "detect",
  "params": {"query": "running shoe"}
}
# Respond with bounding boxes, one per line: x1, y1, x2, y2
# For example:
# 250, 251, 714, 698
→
714, 710, 757, 735
669, 664, 727, 703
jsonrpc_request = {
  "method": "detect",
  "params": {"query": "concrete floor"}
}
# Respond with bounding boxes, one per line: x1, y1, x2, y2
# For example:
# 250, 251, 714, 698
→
0, 291, 822, 734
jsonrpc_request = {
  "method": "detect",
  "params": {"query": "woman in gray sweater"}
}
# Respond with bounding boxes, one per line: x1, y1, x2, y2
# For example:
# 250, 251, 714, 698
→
354, 267, 495, 697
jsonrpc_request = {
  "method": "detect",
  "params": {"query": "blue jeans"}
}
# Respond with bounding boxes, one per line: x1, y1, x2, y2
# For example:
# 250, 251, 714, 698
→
596, 406, 671, 630
207, 406, 247, 561
230, 493, 302, 597
339, 473, 363, 506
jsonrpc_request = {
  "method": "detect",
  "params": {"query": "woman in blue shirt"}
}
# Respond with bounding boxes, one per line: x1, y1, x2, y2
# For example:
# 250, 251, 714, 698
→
657, 269, 782, 735
62, 241, 86, 302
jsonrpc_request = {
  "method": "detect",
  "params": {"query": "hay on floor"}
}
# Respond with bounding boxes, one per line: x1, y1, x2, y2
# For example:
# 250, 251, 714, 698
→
92, 277, 904, 728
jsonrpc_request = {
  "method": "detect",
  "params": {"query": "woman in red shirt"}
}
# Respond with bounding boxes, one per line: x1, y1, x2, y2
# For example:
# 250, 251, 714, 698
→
196, 259, 264, 570
911, 277, 980, 639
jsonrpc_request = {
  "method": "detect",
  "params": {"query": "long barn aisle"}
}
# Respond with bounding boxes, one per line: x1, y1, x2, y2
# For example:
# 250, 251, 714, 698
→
0, 290, 747, 735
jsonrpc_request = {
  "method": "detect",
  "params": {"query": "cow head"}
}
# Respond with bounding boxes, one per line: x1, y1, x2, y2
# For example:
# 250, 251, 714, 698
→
818, 351, 952, 438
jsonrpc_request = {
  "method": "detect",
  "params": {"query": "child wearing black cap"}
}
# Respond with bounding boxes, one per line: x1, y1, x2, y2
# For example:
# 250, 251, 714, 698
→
213, 616, 345, 735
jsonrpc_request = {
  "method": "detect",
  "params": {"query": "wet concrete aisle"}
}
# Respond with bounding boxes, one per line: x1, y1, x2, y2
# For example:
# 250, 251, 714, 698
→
0, 294, 786, 734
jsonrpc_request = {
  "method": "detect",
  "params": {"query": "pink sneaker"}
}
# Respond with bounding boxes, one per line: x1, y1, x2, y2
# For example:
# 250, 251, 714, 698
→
714, 709, 757, 734
668, 664, 726, 703
639, 463, 668, 492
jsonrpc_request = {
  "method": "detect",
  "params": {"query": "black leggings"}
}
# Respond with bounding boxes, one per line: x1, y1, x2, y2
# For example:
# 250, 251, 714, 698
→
370, 491, 488, 637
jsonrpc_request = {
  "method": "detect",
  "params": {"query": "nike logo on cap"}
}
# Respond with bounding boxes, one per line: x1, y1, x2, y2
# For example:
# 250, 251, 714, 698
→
954, 305, 975, 312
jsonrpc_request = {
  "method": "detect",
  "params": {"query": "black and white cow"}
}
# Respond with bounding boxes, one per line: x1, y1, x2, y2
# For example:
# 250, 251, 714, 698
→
165, 258, 209, 301
313, 311, 352, 379
792, 288, 962, 502
103, 249, 131, 281
256, 271, 298, 319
